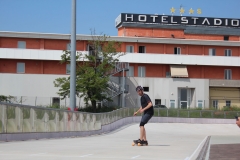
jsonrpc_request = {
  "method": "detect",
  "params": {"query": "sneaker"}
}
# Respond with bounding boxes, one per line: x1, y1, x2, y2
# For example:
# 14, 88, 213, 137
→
137, 140, 148, 146
133, 139, 141, 144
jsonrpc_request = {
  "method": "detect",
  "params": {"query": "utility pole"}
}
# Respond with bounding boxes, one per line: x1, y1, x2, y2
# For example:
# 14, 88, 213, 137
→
70, 0, 76, 111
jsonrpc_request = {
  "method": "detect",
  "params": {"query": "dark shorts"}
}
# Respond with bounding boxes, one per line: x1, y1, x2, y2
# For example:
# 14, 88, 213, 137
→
140, 113, 153, 125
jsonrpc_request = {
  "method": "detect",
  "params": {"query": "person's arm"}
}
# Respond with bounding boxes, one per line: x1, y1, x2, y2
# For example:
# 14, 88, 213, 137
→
133, 107, 142, 116
142, 102, 153, 112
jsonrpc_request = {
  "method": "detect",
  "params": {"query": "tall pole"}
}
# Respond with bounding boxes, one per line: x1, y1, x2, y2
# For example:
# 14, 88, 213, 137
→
70, 0, 76, 111
122, 69, 125, 107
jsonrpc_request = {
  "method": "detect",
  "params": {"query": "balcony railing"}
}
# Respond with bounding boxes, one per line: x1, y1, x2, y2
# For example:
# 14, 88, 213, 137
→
209, 79, 240, 87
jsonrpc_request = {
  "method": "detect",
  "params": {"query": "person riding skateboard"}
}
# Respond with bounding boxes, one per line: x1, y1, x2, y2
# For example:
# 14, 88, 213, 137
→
236, 116, 240, 128
133, 86, 154, 146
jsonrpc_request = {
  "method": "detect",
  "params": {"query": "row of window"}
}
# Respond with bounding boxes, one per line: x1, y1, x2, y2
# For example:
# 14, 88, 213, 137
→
213, 100, 231, 109
127, 45, 234, 56
128, 66, 232, 80
155, 100, 232, 109
15, 41, 234, 57
155, 100, 204, 108
15, 63, 233, 80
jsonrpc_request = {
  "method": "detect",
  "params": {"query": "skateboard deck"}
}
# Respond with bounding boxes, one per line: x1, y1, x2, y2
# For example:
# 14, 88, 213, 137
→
132, 140, 148, 146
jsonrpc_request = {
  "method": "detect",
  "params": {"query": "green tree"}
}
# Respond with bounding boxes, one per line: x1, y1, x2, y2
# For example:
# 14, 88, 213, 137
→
54, 34, 123, 112
0, 95, 14, 103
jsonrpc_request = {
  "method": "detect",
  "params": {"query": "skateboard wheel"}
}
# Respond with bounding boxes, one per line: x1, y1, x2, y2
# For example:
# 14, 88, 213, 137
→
132, 142, 135, 146
137, 143, 141, 146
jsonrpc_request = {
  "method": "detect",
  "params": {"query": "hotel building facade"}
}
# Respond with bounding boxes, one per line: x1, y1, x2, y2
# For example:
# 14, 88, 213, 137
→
0, 13, 240, 109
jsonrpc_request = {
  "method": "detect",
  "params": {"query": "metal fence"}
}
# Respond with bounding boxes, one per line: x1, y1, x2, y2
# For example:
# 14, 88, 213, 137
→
0, 102, 239, 134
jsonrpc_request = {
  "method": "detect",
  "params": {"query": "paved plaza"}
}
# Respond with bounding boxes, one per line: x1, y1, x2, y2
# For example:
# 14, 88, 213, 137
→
0, 123, 240, 160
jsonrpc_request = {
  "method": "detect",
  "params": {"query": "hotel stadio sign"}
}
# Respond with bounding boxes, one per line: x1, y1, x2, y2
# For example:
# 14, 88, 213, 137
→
115, 13, 240, 28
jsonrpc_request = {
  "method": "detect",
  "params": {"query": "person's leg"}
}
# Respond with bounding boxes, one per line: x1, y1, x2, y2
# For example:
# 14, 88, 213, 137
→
143, 127, 146, 141
140, 126, 144, 140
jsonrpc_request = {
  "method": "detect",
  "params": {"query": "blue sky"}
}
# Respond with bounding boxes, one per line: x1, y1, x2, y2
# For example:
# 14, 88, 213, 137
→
0, 0, 239, 36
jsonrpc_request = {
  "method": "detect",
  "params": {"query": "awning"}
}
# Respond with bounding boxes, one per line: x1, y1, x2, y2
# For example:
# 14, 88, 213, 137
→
170, 65, 188, 77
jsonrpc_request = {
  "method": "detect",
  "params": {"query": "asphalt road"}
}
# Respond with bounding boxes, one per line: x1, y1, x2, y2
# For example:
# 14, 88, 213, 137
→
0, 123, 239, 160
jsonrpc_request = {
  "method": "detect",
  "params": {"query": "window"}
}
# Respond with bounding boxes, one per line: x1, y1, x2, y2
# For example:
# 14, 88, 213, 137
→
87, 44, 101, 56
170, 100, 175, 108
166, 72, 171, 78
126, 45, 134, 53
52, 97, 60, 106
66, 43, 71, 50
127, 66, 134, 77
66, 64, 70, 74
224, 69, 232, 80
88, 45, 95, 56
198, 100, 203, 108
139, 46, 146, 53
18, 41, 26, 49
155, 99, 161, 105
138, 66, 145, 77
143, 87, 149, 92
226, 100, 231, 107
174, 47, 181, 55
224, 36, 229, 41
213, 100, 218, 109
225, 49, 232, 56
209, 48, 216, 56
17, 63, 25, 73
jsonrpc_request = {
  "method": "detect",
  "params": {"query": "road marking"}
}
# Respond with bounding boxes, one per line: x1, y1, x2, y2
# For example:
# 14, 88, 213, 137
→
79, 154, 93, 157
184, 157, 190, 160
131, 155, 141, 159
29, 152, 47, 156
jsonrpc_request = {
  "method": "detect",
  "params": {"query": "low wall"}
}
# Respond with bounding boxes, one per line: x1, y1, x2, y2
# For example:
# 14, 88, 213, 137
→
0, 116, 235, 142
0, 102, 237, 142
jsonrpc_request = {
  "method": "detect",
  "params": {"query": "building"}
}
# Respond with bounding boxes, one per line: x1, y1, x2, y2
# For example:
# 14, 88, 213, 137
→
0, 13, 240, 109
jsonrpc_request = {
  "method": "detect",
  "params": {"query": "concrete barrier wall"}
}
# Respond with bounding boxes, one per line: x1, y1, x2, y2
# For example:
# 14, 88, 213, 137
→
0, 116, 235, 142
0, 103, 237, 142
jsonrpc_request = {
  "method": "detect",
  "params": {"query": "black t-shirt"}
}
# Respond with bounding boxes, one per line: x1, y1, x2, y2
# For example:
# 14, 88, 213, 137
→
140, 94, 154, 115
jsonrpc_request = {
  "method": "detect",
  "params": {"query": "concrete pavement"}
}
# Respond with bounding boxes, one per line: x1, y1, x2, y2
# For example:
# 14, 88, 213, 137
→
0, 123, 240, 160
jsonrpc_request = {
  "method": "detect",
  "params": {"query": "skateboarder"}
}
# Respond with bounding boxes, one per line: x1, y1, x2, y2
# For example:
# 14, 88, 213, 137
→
236, 116, 240, 128
133, 86, 154, 146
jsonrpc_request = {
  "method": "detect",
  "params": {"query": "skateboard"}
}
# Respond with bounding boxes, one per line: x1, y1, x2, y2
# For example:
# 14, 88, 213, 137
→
132, 140, 148, 146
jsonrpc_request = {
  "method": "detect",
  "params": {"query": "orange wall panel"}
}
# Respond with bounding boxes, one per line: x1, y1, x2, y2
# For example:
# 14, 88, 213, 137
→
43, 61, 66, 74
0, 59, 17, 73
76, 41, 84, 51
145, 64, 168, 77
44, 39, 70, 50
118, 28, 124, 36
124, 28, 153, 37
0, 60, 42, 73
152, 29, 184, 38
119, 27, 240, 41
187, 66, 202, 78
0, 38, 40, 49
203, 66, 240, 79
188, 45, 203, 55
136, 43, 164, 53
204, 46, 239, 56
165, 44, 187, 54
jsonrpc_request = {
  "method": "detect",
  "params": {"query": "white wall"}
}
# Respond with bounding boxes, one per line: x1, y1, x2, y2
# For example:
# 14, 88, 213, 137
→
1, 48, 240, 67
0, 74, 209, 108
125, 77, 209, 108
0, 74, 79, 107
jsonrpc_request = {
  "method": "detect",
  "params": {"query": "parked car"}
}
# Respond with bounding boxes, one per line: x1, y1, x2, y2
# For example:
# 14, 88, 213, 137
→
153, 104, 167, 109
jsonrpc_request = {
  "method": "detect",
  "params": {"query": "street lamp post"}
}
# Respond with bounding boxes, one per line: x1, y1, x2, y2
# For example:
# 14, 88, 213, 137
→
70, 0, 76, 111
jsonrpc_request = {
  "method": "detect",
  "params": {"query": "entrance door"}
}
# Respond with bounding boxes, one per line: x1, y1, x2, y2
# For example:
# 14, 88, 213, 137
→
180, 88, 188, 109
